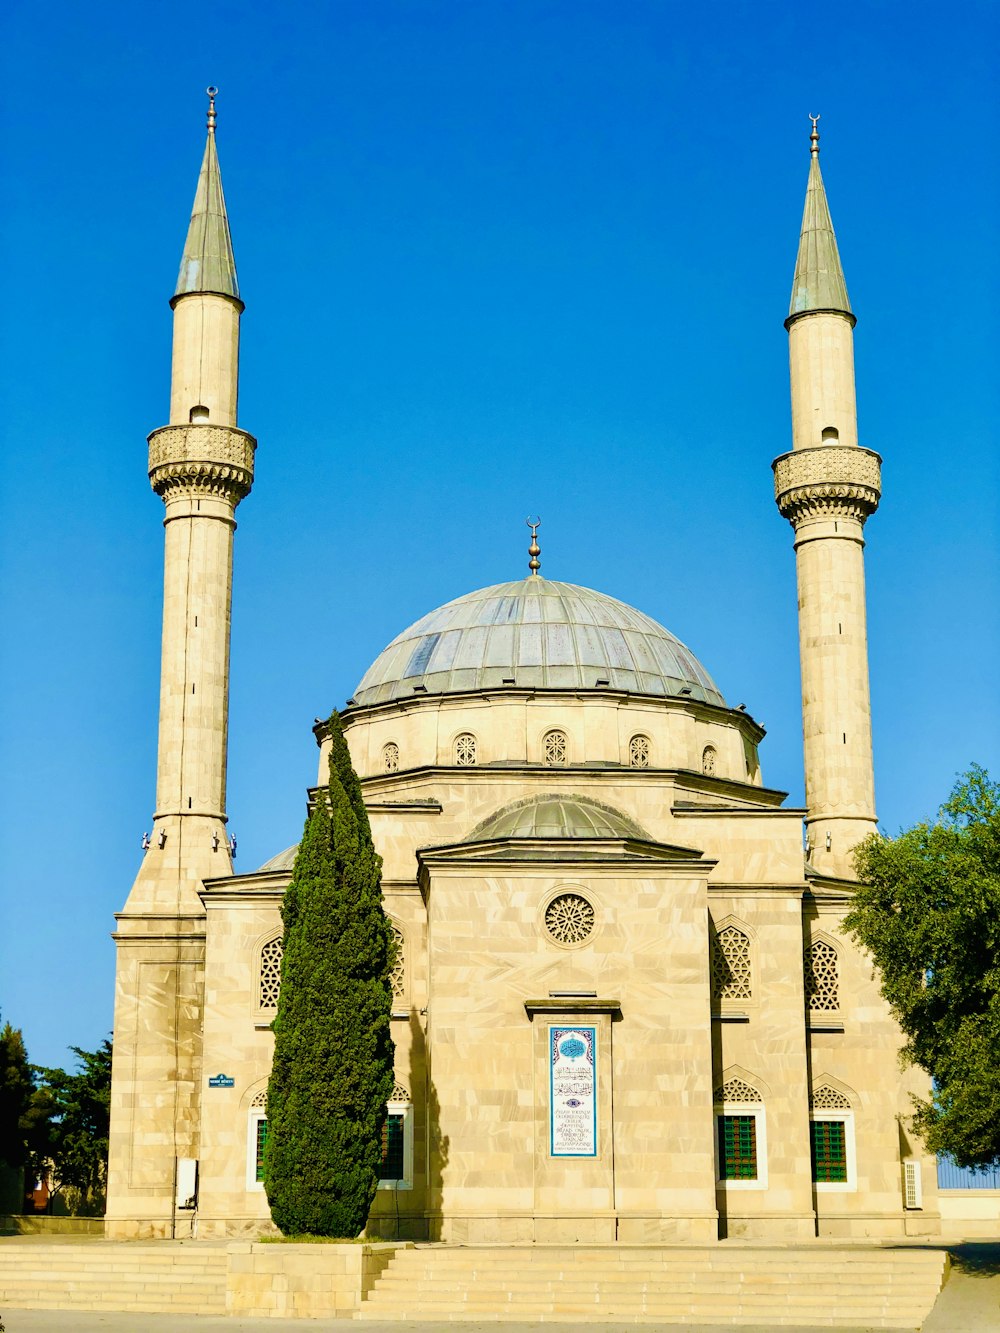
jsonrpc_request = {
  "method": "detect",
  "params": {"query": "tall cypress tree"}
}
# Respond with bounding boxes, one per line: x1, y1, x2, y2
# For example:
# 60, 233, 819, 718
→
265, 711, 395, 1236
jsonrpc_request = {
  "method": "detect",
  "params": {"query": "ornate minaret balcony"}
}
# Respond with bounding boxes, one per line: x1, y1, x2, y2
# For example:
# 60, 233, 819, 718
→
148, 422, 256, 504
773, 443, 881, 527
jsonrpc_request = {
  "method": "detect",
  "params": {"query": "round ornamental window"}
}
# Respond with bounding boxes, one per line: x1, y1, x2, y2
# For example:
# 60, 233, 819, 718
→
544, 893, 596, 946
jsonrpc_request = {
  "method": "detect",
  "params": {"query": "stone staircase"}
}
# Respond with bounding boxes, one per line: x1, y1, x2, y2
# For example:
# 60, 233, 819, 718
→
357, 1243, 949, 1326
0, 1239, 229, 1315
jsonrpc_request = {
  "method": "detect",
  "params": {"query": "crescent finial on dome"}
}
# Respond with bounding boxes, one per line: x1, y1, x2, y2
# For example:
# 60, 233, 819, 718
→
526, 517, 541, 575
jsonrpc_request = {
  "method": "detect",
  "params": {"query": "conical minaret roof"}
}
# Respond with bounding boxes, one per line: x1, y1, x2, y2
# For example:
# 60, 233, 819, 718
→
787, 121, 852, 324
174, 90, 240, 303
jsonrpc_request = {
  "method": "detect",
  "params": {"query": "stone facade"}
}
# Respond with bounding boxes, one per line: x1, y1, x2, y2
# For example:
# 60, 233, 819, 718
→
105, 117, 978, 1245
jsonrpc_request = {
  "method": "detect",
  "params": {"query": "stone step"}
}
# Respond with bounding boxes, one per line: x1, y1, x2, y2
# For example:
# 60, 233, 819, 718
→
359, 1317, 925, 1328
375, 1264, 939, 1281
359, 1245, 946, 1328
0, 1244, 229, 1316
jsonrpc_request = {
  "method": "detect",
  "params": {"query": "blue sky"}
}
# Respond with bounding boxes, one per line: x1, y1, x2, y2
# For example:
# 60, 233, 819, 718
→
1, 0, 997, 1067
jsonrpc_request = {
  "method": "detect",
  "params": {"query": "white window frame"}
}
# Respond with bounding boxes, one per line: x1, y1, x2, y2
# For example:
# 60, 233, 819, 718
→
377, 1100, 414, 1190
247, 1107, 268, 1192
810, 1109, 856, 1193
715, 1103, 768, 1191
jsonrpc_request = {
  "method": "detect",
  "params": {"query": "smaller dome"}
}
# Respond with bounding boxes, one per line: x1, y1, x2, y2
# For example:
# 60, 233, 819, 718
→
467, 794, 647, 842
257, 845, 298, 872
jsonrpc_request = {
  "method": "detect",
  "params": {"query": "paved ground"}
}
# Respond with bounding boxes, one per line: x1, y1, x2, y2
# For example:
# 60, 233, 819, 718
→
1, 1242, 996, 1333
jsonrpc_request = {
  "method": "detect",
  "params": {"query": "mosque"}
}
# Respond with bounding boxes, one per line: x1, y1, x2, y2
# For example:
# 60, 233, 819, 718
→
105, 98, 943, 1243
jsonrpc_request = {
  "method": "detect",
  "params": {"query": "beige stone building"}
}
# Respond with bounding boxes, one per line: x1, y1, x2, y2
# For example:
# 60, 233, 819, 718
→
105, 105, 946, 1244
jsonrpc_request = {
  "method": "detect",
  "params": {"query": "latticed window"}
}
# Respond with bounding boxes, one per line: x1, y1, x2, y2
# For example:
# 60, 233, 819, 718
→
381, 1114, 405, 1181
628, 734, 650, 768
544, 893, 595, 945
811, 1084, 851, 1111
719, 1115, 757, 1180
702, 745, 717, 776
254, 1117, 268, 1183
810, 1119, 848, 1183
805, 939, 840, 1011
710, 925, 752, 1004
543, 729, 567, 766
258, 936, 283, 1009
388, 922, 405, 1001
382, 742, 399, 773
380, 1083, 412, 1188
715, 1078, 760, 1105
454, 733, 477, 766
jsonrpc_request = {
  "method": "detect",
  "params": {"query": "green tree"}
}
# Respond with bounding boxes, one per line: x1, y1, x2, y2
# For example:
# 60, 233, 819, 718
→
0, 1020, 35, 1170
846, 766, 1000, 1169
35, 1039, 113, 1215
265, 710, 395, 1235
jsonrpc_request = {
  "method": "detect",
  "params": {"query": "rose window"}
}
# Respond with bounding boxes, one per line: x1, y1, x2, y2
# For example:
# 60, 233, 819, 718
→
544, 893, 595, 945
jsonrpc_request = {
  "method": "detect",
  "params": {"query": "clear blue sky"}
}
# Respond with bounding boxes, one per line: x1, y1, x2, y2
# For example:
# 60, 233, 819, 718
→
1, 0, 997, 1067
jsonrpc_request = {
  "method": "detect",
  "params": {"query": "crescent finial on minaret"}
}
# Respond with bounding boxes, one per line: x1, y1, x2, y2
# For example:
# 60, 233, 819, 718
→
526, 516, 541, 576
207, 86, 218, 134
809, 113, 820, 156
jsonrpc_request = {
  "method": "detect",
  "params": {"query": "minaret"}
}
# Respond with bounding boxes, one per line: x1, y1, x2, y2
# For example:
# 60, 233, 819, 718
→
773, 118, 881, 878
107, 90, 254, 1237
133, 85, 255, 912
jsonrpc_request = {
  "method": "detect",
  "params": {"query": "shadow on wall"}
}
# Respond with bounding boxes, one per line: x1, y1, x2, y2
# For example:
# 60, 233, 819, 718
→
368, 1008, 449, 1242
419, 1007, 450, 1242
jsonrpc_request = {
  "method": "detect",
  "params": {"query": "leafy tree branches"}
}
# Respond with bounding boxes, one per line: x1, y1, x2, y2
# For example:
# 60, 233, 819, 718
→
846, 766, 1000, 1169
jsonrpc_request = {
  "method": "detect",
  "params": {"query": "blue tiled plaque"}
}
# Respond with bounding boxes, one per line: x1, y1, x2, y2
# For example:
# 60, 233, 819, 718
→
549, 1026, 597, 1157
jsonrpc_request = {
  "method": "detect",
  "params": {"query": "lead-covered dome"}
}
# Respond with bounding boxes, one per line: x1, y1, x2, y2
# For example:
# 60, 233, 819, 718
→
468, 794, 648, 842
353, 577, 724, 707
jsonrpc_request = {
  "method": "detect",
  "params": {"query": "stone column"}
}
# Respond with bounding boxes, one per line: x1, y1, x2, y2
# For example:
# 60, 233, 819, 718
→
773, 444, 880, 877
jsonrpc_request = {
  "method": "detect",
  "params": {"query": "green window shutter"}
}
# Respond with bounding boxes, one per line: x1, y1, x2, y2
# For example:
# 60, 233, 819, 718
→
719, 1114, 757, 1180
381, 1113, 405, 1181
810, 1119, 847, 1182
255, 1118, 268, 1183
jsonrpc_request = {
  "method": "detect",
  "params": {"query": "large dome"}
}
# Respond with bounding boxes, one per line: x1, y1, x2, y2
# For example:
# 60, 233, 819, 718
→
352, 577, 724, 708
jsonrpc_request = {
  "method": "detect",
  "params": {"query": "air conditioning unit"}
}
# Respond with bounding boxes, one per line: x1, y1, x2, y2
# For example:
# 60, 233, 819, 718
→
903, 1157, 922, 1209
176, 1157, 199, 1210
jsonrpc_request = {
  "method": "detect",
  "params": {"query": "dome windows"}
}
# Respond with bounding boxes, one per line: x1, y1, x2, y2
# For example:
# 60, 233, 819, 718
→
543, 729, 567, 767
628, 734, 650, 768
702, 745, 717, 776
454, 733, 477, 766
382, 742, 399, 773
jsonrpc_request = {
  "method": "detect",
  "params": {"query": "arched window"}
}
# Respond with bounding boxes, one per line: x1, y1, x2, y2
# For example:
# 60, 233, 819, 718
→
454, 733, 477, 766
382, 742, 399, 773
543, 729, 567, 767
702, 745, 717, 776
810, 1084, 856, 1189
379, 1081, 414, 1190
710, 924, 752, 1004
714, 1077, 767, 1188
258, 935, 283, 1010
388, 921, 406, 1002
628, 734, 650, 769
805, 939, 840, 1012
247, 1090, 268, 1189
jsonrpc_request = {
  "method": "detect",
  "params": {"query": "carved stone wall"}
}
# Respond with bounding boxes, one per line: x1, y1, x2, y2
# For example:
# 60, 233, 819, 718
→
148, 424, 256, 503
773, 445, 881, 526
